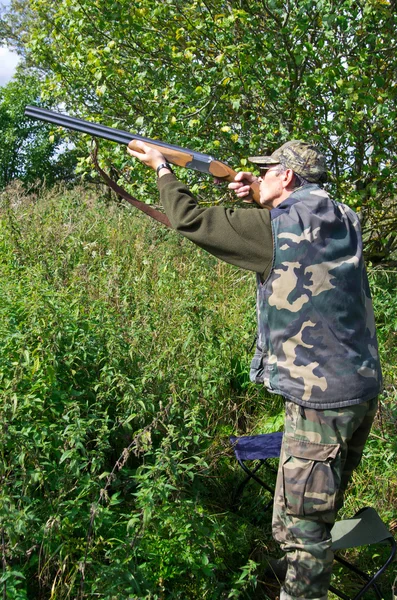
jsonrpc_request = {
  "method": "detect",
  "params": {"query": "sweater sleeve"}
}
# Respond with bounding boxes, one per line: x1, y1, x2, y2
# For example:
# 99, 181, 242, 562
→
157, 173, 273, 280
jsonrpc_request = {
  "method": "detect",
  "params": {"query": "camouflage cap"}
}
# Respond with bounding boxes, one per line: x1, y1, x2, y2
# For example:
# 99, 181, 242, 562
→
249, 140, 327, 183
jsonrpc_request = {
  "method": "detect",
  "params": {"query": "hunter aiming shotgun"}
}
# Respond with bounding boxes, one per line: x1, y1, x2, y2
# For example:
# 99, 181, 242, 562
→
24, 105, 260, 204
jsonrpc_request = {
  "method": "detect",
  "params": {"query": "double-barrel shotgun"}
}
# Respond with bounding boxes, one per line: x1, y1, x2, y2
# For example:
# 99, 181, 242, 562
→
24, 105, 260, 204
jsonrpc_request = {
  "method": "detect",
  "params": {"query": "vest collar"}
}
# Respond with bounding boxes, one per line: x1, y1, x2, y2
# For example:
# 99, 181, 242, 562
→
270, 184, 323, 220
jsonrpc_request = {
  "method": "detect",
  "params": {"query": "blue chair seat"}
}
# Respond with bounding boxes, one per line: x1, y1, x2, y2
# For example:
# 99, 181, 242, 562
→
230, 432, 283, 461
230, 432, 283, 509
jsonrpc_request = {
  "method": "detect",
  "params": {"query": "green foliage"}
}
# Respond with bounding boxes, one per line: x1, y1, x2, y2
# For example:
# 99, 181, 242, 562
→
3, 0, 397, 262
0, 68, 77, 190
0, 186, 395, 599
0, 184, 264, 598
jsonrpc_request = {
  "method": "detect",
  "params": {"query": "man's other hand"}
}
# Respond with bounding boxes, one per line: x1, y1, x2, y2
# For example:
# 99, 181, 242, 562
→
228, 171, 258, 199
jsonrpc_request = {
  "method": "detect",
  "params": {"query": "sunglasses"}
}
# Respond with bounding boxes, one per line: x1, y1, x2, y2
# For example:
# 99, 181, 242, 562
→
259, 166, 280, 177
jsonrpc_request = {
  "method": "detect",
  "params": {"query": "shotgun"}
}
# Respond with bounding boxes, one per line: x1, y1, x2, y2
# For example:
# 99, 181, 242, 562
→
24, 105, 260, 204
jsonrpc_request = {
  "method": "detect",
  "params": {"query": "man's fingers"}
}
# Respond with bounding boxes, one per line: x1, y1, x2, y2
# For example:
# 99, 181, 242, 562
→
228, 181, 246, 190
128, 139, 146, 151
127, 140, 166, 170
234, 171, 256, 183
127, 147, 141, 159
236, 189, 251, 198
227, 171, 258, 199
228, 181, 251, 196
127, 140, 148, 161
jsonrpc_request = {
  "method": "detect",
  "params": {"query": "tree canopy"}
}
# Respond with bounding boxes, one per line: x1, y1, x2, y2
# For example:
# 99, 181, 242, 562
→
0, 69, 77, 189
2, 0, 397, 260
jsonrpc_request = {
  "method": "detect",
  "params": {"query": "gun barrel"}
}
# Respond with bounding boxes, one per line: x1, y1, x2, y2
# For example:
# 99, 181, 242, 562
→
24, 105, 214, 168
25, 105, 132, 144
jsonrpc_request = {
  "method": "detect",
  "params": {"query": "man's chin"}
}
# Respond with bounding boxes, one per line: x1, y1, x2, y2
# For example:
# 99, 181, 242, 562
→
260, 196, 273, 208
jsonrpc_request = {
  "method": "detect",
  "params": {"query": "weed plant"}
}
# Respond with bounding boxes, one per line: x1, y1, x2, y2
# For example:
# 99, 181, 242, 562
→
0, 185, 396, 599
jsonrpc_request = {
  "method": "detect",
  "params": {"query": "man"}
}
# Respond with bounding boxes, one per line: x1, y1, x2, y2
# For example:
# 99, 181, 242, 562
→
127, 139, 382, 600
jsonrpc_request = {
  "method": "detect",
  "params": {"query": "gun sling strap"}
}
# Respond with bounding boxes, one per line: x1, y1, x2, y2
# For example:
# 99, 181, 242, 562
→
91, 141, 172, 229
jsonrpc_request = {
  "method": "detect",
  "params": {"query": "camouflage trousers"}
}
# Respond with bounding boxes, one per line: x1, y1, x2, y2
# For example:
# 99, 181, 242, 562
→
272, 398, 378, 600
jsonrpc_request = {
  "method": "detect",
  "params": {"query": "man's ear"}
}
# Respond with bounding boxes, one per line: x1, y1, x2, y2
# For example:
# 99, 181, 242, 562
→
283, 168, 295, 188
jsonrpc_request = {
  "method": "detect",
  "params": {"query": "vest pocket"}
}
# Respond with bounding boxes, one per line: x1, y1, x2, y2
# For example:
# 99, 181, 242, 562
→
282, 435, 341, 517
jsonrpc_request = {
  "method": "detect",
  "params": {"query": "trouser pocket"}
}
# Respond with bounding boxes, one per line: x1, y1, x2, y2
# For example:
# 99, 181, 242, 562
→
282, 435, 341, 516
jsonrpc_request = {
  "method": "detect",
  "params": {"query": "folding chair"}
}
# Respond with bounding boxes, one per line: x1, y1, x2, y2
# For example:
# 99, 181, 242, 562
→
330, 506, 396, 600
230, 433, 396, 598
229, 432, 283, 510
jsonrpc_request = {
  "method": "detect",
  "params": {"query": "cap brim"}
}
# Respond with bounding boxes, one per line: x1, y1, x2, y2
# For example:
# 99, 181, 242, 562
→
248, 155, 280, 166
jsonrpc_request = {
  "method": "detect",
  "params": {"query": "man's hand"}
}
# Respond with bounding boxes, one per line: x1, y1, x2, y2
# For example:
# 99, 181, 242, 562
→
127, 140, 166, 171
228, 171, 259, 199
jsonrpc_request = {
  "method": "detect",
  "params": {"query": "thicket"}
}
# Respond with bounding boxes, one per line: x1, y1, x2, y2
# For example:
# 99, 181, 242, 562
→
0, 185, 396, 599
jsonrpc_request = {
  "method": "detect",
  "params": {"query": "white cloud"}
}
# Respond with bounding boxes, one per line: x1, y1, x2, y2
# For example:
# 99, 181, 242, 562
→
0, 46, 21, 87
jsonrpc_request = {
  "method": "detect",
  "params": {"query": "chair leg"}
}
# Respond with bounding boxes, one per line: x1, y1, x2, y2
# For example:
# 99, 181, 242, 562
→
237, 459, 276, 495
352, 537, 397, 600
328, 583, 350, 600
329, 561, 383, 600
232, 460, 275, 512
333, 555, 383, 600
330, 536, 397, 600
232, 461, 264, 508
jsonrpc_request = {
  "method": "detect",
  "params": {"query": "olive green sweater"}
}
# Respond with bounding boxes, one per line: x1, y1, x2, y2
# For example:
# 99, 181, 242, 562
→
157, 173, 274, 281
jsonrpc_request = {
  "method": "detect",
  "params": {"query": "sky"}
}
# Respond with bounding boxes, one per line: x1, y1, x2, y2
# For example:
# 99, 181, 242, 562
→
0, 0, 20, 87
0, 47, 20, 86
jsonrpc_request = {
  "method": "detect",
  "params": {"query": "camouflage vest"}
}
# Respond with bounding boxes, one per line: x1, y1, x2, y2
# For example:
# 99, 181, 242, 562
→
250, 184, 382, 409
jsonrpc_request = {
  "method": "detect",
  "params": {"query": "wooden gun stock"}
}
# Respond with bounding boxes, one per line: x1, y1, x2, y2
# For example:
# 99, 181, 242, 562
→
25, 105, 260, 205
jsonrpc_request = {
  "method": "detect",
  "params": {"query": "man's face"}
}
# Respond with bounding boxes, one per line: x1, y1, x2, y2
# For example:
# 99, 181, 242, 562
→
258, 165, 285, 207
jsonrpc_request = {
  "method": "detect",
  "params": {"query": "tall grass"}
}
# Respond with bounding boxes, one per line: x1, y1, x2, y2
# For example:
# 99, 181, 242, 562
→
0, 184, 396, 599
